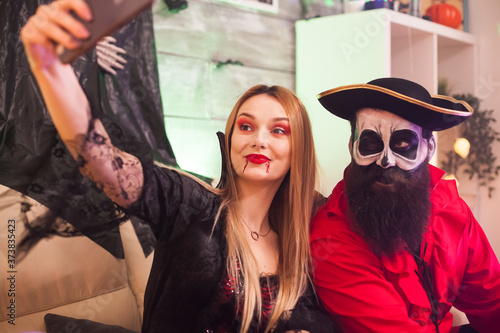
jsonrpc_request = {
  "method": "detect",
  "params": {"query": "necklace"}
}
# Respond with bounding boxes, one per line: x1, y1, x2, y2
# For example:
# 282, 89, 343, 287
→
240, 218, 271, 241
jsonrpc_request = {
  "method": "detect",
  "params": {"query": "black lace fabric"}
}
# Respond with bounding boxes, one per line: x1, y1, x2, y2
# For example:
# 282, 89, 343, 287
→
18, 116, 146, 260
208, 267, 279, 333
12, 190, 81, 263
75, 118, 144, 206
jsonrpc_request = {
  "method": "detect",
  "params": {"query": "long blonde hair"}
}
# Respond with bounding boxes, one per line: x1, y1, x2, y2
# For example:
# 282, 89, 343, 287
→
217, 85, 319, 332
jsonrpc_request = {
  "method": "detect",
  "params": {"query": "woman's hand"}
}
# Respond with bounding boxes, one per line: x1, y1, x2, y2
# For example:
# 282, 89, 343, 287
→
20, 0, 92, 71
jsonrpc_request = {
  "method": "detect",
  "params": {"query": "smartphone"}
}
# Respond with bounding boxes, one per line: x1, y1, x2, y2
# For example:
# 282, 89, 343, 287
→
57, 0, 153, 64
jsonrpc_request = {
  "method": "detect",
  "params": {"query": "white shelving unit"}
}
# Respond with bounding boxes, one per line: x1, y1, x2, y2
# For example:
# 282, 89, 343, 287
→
296, 9, 477, 194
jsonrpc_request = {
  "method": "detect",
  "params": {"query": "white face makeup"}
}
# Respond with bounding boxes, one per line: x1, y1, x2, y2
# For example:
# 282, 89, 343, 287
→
352, 108, 434, 171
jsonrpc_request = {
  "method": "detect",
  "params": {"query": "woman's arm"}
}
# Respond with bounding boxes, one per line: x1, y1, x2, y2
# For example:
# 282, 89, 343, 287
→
20, 0, 143, 208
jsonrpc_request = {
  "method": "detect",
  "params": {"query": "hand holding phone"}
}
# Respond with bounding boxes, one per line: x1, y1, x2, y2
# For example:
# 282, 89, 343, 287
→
57, 0, 153, 64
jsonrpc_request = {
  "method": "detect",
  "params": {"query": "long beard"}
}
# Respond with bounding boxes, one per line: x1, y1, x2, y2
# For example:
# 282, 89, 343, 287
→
344, 160, 431, 257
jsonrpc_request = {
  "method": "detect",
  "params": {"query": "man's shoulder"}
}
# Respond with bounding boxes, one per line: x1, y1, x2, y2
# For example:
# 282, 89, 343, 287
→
429, 176, 474, 237
431, 175, 465, 208
311, 180, 353, 240
429, 164, 463, 202
313, 180, 347, 217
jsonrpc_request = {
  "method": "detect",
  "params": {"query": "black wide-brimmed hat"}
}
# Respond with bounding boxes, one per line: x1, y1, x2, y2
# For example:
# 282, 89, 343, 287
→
317, 77, 473, 131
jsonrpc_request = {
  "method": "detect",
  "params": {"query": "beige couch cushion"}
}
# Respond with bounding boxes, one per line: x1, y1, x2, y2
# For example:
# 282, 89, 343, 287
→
0, 185, 151, 332
119, 221, 154, 319
0, 287, 141, 332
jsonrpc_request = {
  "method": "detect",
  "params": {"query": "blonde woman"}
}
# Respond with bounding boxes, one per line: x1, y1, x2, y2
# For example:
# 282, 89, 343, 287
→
21, 1, 338, 332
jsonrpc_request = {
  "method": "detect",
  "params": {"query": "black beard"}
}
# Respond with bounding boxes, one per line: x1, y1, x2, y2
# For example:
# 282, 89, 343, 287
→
344, 160, 431, 257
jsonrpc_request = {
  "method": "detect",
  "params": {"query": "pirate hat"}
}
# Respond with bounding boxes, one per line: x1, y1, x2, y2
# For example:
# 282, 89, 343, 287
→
317, 77, 473, 131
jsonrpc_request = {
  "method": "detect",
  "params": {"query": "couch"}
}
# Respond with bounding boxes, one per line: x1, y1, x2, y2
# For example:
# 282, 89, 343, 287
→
0, 185, 153, 332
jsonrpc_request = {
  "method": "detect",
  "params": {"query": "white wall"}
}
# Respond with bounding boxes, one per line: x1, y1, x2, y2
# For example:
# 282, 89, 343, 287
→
468, 1, 500, 258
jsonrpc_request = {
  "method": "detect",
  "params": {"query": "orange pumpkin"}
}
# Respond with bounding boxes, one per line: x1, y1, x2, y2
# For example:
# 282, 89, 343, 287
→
425, 2, 462, 29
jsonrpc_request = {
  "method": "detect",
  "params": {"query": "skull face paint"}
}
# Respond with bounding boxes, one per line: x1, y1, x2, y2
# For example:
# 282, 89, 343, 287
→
352, 108, 432, 171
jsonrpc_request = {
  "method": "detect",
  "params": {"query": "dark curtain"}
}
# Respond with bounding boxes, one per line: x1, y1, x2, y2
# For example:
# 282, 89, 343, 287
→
0, 1, 178, 258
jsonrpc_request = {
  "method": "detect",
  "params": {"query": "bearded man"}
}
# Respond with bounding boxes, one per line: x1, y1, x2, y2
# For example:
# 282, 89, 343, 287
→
310, 78, 500, 333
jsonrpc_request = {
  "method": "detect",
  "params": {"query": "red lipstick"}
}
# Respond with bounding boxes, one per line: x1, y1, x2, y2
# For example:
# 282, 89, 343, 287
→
246, 154, 270, 164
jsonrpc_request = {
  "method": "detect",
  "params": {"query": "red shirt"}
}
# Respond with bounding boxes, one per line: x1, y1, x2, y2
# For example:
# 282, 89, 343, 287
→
311, 165, 500, 332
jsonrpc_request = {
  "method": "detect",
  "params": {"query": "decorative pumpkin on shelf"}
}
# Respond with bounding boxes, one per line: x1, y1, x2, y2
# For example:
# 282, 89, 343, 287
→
425, 1, 462, 29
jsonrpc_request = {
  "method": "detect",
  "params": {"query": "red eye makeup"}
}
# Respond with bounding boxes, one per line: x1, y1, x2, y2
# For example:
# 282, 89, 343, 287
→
236, 116, 254, 131
272, 121, 290, 135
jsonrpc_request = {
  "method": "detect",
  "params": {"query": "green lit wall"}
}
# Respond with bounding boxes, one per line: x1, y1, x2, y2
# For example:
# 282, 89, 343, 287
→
151, 0, 346, 180
295, 10, 390, 194
151, 0, 321, 179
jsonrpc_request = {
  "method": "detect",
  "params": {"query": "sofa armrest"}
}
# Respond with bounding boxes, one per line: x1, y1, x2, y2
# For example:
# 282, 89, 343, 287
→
120, 221, 154, 321
0, 186, 146, 332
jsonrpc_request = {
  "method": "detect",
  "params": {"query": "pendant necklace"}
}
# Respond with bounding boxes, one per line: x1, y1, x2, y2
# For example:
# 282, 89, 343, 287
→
240, 218, 271, 241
